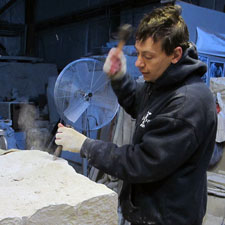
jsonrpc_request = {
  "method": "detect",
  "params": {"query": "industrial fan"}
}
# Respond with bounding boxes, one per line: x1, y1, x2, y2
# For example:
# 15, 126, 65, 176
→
54, 58, 119, 175
54, 58, 119, 133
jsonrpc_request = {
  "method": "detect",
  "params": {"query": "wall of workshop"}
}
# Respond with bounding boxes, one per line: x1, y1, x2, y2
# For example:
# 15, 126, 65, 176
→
0, 0, 24, 23
0, 62, 58, 101
34, 0, 123, 23
120, 4, 161, 31
34, 0, 121, 70
33, 0, 115, 69
34, 0, 161, 70
0, 0, 25, 56
36, 16, 110, 70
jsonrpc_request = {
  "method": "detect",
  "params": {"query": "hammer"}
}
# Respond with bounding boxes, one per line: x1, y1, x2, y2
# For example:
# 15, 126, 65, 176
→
109, 24, 132, 75
117, 24, 133, 53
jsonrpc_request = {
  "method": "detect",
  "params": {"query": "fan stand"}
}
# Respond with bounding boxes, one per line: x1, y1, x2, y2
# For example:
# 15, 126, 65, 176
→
81, 110, 91, 177
54, 58, 119, 176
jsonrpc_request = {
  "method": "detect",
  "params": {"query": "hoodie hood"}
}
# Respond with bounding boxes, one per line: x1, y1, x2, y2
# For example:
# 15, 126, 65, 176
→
153, 43, 207, 89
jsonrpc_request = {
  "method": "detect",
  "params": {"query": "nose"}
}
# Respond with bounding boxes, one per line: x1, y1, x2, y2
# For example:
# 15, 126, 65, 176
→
135, 55, 145, 68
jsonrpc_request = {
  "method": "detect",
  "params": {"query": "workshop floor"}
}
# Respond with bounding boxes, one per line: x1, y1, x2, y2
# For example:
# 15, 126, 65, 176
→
204, 149, 225, 225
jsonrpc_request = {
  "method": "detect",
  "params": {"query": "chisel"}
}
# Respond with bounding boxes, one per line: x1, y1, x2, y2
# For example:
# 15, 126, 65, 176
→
53, 145, 62, 160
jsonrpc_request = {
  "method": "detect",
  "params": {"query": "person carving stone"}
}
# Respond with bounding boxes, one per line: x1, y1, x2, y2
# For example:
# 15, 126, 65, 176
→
55, 5, 217, 225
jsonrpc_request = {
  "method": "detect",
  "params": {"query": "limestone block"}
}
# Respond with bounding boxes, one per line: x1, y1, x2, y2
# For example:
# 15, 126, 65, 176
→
0, 150, 118, 225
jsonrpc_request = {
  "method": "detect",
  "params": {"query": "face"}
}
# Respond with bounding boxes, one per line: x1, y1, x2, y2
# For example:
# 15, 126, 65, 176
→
135, 37, 175, 82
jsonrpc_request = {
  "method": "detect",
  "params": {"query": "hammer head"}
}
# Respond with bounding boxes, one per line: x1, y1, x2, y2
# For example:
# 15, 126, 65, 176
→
118, 24, 133, 42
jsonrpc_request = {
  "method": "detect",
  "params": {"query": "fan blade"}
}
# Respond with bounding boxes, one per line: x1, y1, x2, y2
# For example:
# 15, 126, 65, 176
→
64, 99, 90, 123
76, 62, 91, 91
91, 71, 109, 93
92, 79, 110, 94
91, 94, 116, 111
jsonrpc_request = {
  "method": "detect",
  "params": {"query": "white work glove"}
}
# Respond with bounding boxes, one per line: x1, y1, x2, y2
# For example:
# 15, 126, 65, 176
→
55, 123, 87, 153
103, 47, 127, 80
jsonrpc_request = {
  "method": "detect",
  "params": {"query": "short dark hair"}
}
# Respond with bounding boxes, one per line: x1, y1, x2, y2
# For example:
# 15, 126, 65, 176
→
136, 5, 189, 55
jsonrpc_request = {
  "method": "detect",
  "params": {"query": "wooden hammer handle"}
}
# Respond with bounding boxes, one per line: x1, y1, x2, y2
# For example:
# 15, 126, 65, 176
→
53, 145, 62, 160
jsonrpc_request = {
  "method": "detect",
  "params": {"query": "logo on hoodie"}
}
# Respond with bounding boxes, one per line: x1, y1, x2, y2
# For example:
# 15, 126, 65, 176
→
140, 111, 152, 128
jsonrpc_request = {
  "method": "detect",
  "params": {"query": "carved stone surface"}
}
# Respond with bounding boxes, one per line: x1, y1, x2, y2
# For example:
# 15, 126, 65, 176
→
0, 150, 118, 225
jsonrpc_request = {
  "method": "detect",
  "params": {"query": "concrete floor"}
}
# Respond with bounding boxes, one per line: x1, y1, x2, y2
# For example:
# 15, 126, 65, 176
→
210, 148, 225, 173
204, 149, 225, 225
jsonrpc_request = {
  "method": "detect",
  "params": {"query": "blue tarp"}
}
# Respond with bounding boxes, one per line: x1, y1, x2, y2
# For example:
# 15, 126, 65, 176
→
196, 27, 225, 58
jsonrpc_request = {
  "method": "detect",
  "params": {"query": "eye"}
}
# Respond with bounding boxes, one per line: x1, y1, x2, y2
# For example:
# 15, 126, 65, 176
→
144, 55, 152, 60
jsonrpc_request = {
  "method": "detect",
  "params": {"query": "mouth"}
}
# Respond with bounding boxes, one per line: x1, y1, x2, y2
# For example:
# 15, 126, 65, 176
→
141, 72, 149, 76
141, 72, 152, 81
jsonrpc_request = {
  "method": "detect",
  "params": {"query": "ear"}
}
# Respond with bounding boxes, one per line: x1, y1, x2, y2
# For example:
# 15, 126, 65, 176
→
171, 46, 183, 64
